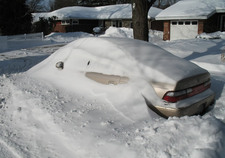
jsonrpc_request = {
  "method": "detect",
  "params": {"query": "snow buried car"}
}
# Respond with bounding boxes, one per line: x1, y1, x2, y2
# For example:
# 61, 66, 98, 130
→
31, 37, 215, 118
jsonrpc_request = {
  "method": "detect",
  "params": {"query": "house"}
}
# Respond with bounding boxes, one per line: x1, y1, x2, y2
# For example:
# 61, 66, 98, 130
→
32, 4, 162, 34
155, 0, 225, 40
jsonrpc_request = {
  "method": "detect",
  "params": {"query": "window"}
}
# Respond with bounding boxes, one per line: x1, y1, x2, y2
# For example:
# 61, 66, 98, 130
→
185, 21, 191, 25
118, 21, 122, 27
61, 20, 70, 25
112, 21, 117, 27
178, 21, 184, 25
111, 20, 122, 27
130, 22, 133, 28
72, 19, 79, 25
172, 21, 177, 25
192, 21, 198, 25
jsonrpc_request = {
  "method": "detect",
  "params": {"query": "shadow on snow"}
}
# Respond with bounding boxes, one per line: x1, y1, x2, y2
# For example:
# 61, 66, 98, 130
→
0, 55, 49, 75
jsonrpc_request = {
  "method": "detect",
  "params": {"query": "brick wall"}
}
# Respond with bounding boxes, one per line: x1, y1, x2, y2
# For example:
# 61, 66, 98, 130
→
53, 22, 66, 32
163, 21, 170, 41
198, 20, 204, 34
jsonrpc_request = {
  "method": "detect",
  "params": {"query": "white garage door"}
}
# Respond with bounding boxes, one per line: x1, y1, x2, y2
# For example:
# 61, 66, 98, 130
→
170, 21, 198, 40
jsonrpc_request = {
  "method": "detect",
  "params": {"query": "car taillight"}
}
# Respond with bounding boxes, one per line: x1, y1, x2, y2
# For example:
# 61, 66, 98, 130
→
163, 80, 211, 103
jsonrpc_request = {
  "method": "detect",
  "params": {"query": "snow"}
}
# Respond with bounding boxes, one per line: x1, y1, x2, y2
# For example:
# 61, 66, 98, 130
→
101, 27, 133, 38
32, 4, 162, 22
45, 32, 93, 43
197, 31, 225, 40
0, 28, 225, 158
155, 0, 225, 20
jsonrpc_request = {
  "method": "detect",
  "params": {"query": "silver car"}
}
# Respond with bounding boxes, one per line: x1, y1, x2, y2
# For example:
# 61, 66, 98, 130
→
56, 37, 215, 118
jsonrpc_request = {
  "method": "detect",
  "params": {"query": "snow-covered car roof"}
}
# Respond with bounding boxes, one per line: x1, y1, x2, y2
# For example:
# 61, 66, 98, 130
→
29, 37, 207, 85
155, 0, 225, 20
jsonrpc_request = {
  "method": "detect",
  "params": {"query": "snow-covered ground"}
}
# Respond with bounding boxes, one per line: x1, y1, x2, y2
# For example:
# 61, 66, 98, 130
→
0, 27, 225, 158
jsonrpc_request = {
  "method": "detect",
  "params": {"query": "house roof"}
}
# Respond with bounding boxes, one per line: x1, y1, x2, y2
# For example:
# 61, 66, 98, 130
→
155, 0, 225, 20
32, 4, 162, 22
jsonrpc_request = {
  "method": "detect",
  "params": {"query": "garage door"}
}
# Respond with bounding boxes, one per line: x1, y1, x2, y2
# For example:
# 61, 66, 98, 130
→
170, 21, 198, 40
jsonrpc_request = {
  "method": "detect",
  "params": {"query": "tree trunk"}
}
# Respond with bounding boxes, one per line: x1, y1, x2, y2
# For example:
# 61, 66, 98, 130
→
132, 0, 156, 41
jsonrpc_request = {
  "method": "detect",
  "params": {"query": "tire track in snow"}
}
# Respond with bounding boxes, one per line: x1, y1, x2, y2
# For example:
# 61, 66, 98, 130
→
0, 138, 22, 158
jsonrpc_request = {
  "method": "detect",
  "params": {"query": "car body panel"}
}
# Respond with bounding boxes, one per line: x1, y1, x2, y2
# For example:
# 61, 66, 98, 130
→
85, 70, 215, 117
145, 89, 215, 118
175, 72, 210, 91
49, 37, 215, 118
151, 72, 211, 98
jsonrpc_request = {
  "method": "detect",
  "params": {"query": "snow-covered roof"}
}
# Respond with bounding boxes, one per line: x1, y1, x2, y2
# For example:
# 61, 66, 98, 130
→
155, 0, 225, 20
32, 4, 162, 22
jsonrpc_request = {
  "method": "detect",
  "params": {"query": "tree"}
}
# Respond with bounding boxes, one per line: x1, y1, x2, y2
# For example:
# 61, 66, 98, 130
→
26, 0, 43, 12
49, 0, 55, 11
54, 0, 79, 9
54, 0, 131, 8
32, 16, 57, 35
26, 0, 55, 12
132, 0, 157, 41
154, 0, 180, 9
0, 0, 32, 35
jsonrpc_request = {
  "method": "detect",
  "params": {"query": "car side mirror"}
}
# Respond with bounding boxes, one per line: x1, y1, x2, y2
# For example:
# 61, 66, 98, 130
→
56, 61, 64, 70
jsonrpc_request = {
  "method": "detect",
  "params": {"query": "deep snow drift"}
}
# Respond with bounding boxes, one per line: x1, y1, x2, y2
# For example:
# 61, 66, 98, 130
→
0, 28, 225, 158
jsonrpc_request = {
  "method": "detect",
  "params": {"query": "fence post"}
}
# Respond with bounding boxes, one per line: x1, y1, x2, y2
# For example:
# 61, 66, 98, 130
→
221, 49, 225, 62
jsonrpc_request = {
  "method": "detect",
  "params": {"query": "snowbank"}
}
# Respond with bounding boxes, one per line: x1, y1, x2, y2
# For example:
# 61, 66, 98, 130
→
100, 27, 133, 38
101, 27, 163, 42
197, 31, 225, 40
45, 32, 93, 43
